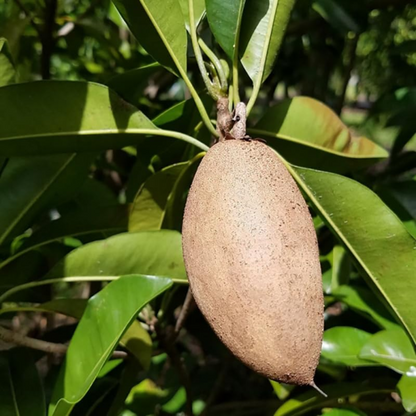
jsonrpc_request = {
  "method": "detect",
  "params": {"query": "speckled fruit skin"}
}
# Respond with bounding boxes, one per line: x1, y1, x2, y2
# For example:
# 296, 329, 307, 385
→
182, 140, 324, 385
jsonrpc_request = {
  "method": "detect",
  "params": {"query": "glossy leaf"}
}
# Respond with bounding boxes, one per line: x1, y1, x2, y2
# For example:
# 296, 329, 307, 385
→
46, 230, 187, 281
275, 379, 396, 416
359, 328, 416, 373
332, 285, 397, 330
253, 97, 388, 172
206, 0, 245, 59
0, 154, 93, 246
38, 299, 152, 370
321, 327, 374, 367
178, 0, 206, 32
0, 38, 16, 86
312, 0, 360, 35
106, 63, 162, 105
113, 0, 187, 75
288, 165, 416, 344
398, 374, 416, 413
129, 163, 188, 232
0, 81, 158, 156
49, 274, 172, 416
240, 0, 296, 84
0, 349, 45, 416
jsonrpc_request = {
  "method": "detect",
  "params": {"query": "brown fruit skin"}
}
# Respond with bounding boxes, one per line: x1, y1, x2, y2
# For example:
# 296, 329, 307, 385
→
182, 140, 324, 385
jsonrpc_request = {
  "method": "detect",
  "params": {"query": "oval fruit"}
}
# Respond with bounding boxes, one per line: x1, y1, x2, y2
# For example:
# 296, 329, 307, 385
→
182, 139, 324, 385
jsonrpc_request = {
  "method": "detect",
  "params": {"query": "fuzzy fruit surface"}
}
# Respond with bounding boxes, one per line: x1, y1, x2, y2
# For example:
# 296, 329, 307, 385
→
182, 140, 324, 385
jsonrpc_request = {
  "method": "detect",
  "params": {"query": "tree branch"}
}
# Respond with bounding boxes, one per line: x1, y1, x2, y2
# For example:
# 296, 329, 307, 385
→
0, 325, 127, 358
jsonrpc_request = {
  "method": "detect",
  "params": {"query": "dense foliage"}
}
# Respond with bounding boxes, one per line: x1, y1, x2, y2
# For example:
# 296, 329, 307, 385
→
0, 0, 416, 415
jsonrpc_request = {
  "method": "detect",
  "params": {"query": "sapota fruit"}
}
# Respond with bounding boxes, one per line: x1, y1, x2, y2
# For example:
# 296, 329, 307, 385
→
182, 139, 324, 386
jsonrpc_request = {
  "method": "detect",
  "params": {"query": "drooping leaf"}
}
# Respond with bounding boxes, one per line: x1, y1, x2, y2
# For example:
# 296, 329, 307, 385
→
359, 328, 416, 373
322, 245, 351, 294
206, 0, 246, 59
240, 0, 296, 84
0, 38, 16, 86
0, 349, 45, 416
321, 327, 375, 367
397, 374, 416, 413
46, 230, 187, 281
252, 97, 388, 172
274, 379, 396, 416
31, 298, 152, 370
0, 154, 94, 247
178, 0, 206, 32
312, 0, 361, 35
0, 81, 159, 156
129, 163, 188, 232
332, 285, 397, 330
106, 63, 162, 105
112, 0, 187, 75
49, 274, 172, 416
287, 165, 416, 344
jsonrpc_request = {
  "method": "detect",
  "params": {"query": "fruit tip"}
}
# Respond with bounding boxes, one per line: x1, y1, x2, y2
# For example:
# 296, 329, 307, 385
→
310, 381, 327, 397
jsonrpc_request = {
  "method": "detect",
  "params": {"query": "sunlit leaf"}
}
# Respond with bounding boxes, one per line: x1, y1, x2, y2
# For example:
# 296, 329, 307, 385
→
398, 374, 416, 413
49, 274, 172, 416
287, 165, 416, 344
253, 97, 388, 172
46, 230, 187, 281
113, 0, 187, 75
240, 0, 296, 84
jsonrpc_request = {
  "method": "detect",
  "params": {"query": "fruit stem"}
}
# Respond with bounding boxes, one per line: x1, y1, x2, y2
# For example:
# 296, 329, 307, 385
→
310, 381, 328, 398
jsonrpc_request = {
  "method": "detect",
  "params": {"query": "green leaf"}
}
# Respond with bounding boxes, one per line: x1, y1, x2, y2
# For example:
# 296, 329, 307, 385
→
321, 327, 375, 367
16, 204, 129, 253
270, 380, 294, 400
40, 299, 152, 370
162, 153, 204, 230
323, 246, 350, 294
206, 0, 245, 59
332, 285, 397, 330
240, 0, 296, 84
0, 81, 159, 156
319, 409, 366, 416
0, 38, 16, 86
178, 0, 206, 32
377, 181, 416, 239
359, 328, 416, 373
112, 0, 187, 75
312, 0, 360, 35
0, 349, 45, 416
46, 230, 187, 281
274, 379, 396, 416
398, 374, 416, 413
252, 97, 388, 172
287, 165, 416, 344
0, 154, 93, 246
129, 163, 188, 232
49, 274, 172, 416
106, 63, 162, 105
